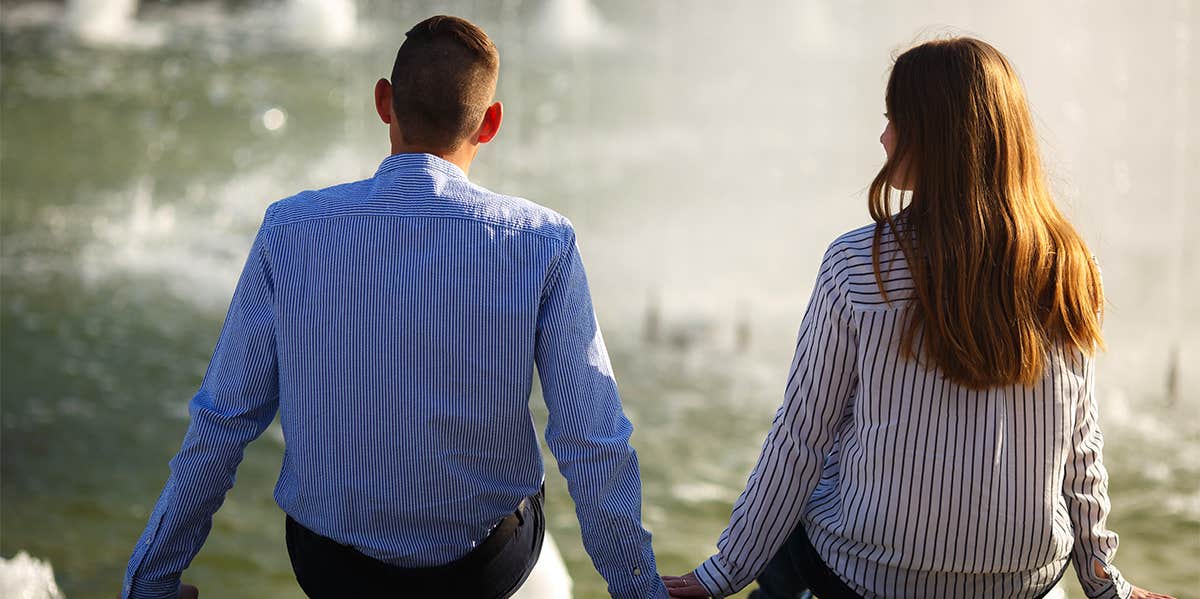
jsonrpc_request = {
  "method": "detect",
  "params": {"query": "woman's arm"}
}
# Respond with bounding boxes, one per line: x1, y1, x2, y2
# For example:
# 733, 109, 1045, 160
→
687, 244, 860, 597
1063, 353, 1163, 599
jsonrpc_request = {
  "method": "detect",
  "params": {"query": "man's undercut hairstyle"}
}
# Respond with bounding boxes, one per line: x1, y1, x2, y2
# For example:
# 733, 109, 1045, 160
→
390, 15, 499, 152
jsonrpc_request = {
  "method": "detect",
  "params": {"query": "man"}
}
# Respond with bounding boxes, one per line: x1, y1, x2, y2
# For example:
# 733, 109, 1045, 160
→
122, 15, 668, 599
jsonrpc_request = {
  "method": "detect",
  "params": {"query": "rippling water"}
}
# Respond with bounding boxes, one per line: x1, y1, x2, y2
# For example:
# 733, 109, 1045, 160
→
1, 1, 1196, 597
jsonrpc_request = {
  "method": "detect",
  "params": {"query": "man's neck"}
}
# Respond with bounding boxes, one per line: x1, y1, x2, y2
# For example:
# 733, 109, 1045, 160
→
390, 142, 477, 176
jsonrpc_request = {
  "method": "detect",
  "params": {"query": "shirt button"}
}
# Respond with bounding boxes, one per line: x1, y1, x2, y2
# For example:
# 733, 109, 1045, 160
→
632, 567, 642, 576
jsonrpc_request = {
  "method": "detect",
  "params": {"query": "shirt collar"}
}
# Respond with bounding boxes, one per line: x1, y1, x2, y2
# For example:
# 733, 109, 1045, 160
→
374, 152, 468, 180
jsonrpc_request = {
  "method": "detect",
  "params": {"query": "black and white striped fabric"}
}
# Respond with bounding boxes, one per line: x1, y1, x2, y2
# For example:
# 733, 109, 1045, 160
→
695, 224, 1131, 599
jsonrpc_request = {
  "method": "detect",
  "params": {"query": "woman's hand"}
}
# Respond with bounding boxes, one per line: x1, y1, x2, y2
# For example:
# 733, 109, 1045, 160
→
1130, 586, 1175, 599
662, 571, 710, 598
179, 583, 198, 599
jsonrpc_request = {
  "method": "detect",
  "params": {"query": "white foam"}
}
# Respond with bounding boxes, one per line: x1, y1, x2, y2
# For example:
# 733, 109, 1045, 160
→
533, 0, 624, 50
76, 145, 373, 310
0, 2, 61, 31
281, 0, 358, 49
62, 0, 163, 47
35, 0, 361, 50
0, 552, 64, 599
63, 0, 134, 41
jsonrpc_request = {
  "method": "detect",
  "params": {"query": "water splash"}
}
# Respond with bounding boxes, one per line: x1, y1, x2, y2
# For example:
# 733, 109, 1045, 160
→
282, 0, 358, 48
75, 146, 373, 310
532, 0, 624, 50
62, 0, 163, 46
50, 0, 359, 50
63, 0, 135, 42
0, 552, 64, 599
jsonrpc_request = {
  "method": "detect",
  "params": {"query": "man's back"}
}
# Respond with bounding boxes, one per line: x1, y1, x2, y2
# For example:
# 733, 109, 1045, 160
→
124, 152, 666, 599
124, 15, 667, 598
269, 153, 567, 566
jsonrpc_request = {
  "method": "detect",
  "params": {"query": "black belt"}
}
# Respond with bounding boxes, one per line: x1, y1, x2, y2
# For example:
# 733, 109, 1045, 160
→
286, 487, 544, 584
413, 486, 544, 578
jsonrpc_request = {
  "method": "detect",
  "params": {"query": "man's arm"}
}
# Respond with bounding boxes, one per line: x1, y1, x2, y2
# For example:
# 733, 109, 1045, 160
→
534, 231, 668, 599
122, 222, 280, 599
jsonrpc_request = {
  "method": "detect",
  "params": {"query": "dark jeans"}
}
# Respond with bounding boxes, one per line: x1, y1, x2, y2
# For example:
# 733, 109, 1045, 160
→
749, 522, 859, 599
285, 490, 545, 599
750, 521, 1067, 599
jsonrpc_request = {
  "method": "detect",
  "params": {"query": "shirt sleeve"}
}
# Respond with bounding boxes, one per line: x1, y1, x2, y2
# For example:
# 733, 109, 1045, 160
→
695, 245, 859, 597
534, 232, 668, 599
122, 222, 281, 599
1064, 353, 1132, 599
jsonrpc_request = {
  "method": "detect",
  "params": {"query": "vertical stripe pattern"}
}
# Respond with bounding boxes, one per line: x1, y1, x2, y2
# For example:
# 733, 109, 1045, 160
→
694, 224, 1131, 599
123, 153, 667, 599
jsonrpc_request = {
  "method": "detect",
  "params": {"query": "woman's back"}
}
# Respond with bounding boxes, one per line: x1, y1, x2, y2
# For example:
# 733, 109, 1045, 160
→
687, 222, 1126, 598
796, 223, 1115, 597
674, 36, 1166, 599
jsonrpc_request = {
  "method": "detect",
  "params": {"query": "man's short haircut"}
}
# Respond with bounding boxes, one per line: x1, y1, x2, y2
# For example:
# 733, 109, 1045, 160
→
390, 16, 499, 152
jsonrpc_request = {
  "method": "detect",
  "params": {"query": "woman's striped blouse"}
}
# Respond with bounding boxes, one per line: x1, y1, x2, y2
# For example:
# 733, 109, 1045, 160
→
694, 223, 1132, 599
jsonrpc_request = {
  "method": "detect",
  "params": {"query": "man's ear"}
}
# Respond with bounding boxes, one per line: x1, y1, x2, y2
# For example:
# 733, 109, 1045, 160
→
374, 78, 393, 125
476, 102, 503, 144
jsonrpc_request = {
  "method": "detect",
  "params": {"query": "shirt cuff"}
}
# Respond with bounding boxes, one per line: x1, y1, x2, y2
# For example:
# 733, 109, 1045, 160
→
1081, 561, 1133, 599
1085, 583, 1132, 599
125, 575, 181, 599
1087, 576, 1133, 599
636, 574, 671, 599
694, 554, 737, 598
608, 562, 670, 599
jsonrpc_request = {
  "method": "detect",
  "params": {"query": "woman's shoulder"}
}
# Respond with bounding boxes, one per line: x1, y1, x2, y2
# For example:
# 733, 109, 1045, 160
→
822, 221, 910, 266
827, 222, 881, 257
820, 221, 914, 307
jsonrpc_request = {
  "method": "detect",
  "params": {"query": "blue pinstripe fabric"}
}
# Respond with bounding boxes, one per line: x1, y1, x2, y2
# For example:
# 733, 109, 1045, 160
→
122, 153, 667, 599
694, 224, 1131, 599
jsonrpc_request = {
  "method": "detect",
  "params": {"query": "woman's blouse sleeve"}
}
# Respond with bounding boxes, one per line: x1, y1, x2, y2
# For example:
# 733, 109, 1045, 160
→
694, 244, 860, 597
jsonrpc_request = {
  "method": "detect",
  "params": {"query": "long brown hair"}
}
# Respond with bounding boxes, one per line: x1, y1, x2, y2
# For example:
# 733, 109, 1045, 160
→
868, 37, 1104, 389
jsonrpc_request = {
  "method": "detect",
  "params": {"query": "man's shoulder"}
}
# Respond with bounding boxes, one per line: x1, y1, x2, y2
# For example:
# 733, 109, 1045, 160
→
260, 177, 575, 246
444, 179, 575, 244
263, 179, 375, 227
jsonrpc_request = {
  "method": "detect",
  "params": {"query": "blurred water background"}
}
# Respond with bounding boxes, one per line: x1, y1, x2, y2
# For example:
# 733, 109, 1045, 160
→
1, 0, 1197, 597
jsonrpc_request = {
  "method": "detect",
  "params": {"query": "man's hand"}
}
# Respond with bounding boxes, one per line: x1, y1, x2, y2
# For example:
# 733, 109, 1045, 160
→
1131, 586, 1175, 599
179, 584, 199, 599
661, 571, 709, 598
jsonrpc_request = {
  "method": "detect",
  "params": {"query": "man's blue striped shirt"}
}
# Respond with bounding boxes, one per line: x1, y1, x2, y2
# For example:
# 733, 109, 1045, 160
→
123, 153, 667, 599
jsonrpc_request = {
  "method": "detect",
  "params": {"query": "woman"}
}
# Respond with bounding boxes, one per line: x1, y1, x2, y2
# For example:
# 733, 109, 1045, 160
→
663, 38, 1175, 599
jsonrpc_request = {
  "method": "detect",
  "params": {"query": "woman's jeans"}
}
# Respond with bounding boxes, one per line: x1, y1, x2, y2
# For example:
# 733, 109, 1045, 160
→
750, 520, 1066, 599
